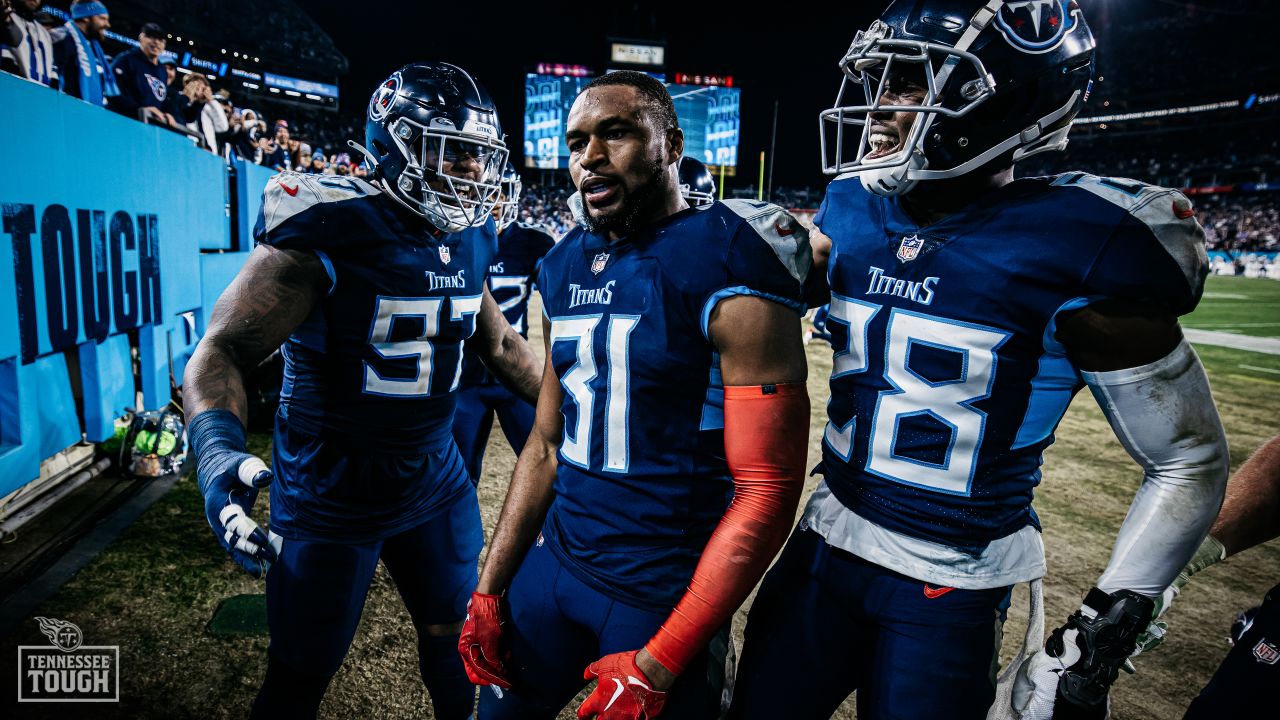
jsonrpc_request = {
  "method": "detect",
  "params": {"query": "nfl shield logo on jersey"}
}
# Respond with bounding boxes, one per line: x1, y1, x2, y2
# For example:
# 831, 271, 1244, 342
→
591, 252, 609, 275
1254, 639, 1279, 665
896, 235, 924, 263
439, 245, 451, 265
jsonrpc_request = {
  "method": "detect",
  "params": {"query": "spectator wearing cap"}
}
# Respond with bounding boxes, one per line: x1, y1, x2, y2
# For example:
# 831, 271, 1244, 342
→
307, 150, 327, 174
294, 141, 312, 171
3, 0, 57, 86
158, 52, 183, 121
264, 119, 291, 171
179, 73, 227, 152
229, 106, 260, 160
50, 1, 117, 106
108, 21, 167, 123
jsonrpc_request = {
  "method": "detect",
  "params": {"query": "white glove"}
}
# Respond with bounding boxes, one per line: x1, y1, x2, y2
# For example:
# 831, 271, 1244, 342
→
1007, 629, 1084, 720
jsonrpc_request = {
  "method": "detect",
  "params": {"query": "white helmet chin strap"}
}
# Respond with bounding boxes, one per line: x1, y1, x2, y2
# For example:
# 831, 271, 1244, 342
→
858, 148, 928, 197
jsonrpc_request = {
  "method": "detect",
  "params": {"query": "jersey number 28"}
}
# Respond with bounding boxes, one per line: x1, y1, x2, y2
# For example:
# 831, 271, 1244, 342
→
825, 297, 1009, 496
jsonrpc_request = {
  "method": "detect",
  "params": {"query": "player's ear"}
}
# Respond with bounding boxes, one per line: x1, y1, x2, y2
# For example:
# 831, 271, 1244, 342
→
668, 127, 684, 164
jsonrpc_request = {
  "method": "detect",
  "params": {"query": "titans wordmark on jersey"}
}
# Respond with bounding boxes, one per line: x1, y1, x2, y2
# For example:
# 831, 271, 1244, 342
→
252, 171, 499, 541
537, 200, 810, 609
806, 173, 1208, 588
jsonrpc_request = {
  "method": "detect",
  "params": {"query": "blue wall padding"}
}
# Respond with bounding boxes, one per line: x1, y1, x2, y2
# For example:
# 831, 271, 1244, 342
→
0, 73, 252, 488
32, 353, 82, 461
79, 334, 134, 442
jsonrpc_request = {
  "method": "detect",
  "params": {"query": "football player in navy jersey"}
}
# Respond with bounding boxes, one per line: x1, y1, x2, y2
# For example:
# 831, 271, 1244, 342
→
182, 62, 543, 720
457, 70, 813, 720
729, 3, 1230, 720
452, 163, 556, 485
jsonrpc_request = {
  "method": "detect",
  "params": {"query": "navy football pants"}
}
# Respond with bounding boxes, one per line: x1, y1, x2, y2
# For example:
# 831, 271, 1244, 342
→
452, 383, 536, 484
1184, 582, 1280, 718
479, 539, 729, 720
256, 485, 483, 717
728, 527, 1010, 720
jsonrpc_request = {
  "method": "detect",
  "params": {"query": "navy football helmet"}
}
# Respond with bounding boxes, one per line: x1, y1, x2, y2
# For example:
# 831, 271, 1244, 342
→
820, 0, 1095, 196
494, 162, 522, 233
354, 62, 508, 232
678, 156, 716, 208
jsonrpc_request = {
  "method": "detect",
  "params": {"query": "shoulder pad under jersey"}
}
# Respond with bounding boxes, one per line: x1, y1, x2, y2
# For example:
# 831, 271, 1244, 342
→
1054, 174, 1209, 314
721, 199, 812, 286
253, 171, 381, 249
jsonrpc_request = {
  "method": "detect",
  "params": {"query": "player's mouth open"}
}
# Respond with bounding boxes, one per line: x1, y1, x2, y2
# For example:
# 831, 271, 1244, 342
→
865, 129, 902, 160
582, 177, 621, 207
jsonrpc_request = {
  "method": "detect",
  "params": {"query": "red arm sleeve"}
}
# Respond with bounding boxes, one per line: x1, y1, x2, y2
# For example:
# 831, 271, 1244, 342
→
643, 382, 809, 675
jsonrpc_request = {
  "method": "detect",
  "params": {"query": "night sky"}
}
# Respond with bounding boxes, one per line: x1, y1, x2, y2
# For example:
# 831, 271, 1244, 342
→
304, 1, 882, 191
302, 1, 1271, 192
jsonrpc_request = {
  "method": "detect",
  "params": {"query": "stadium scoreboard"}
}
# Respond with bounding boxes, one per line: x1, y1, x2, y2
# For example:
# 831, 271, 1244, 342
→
523, 73, 741, 171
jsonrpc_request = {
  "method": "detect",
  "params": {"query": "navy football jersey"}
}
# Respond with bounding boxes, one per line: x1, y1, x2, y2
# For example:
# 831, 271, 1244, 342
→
251, 172, 498, 538
458, 222, 555, 389
537, 200, 810, 609
807, 173, 1207, 586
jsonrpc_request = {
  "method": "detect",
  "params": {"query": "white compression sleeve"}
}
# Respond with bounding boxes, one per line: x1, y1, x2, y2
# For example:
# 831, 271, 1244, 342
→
1082, 339, 1229, 596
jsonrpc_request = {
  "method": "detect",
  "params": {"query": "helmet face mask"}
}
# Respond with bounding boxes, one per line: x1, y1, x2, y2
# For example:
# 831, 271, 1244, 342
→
493, 163, 522, 233
820, 0, 1095, 197
362, 62, 509, 233
821, 32, 995, 190
387, 115, 507, 232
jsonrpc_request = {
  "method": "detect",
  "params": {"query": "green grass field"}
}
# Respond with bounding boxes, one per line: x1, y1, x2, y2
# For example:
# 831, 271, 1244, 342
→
1184, 275, 1280, 338
3, 279, 1278, 719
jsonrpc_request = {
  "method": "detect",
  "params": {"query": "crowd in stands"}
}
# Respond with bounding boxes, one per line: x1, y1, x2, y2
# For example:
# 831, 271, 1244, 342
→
2, 0, 360, 174
1199, 194, 1280, 254
5, 0, 1278, 262
518, 183, 578, 238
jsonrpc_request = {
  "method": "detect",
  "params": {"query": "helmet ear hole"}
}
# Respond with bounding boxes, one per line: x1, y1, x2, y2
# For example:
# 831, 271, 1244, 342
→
371, 139, 388, 157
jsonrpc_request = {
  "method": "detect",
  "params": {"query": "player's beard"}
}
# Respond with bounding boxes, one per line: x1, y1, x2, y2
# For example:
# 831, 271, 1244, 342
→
581, 155, 668, 238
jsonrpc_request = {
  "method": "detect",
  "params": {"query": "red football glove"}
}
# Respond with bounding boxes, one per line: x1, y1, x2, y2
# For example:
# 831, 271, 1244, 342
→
577, 650, 667, 720
457, 592, 511, 689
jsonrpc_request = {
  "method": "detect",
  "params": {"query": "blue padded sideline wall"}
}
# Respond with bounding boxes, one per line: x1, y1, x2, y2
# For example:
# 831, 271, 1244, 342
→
0, 72, 253, 494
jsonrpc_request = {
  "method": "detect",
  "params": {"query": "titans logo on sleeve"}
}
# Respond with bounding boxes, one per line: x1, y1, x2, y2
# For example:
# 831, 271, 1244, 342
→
251, 171, 499, 541
810, 173, 1207, 585
535, 200, 809, 609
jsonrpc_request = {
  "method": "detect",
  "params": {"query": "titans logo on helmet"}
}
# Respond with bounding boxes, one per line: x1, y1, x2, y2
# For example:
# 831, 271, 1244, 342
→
369, 71, 402, 121
996, 0, 1082, 54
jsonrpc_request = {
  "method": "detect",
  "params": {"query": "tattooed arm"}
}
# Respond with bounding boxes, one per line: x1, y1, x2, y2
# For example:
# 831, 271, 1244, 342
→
468, 286, 543, 406
182, 244, 328, 422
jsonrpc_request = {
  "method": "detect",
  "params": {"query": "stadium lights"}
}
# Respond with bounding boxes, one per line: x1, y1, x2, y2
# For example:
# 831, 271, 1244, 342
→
221, 49, 226, 53
175, 36, 181, 41
233, 52, 239, 58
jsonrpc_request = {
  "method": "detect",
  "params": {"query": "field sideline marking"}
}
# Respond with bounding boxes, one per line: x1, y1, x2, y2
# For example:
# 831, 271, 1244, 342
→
1239, 364, 1280, 375
1186, 322, 1280, 329
1184, 329, 1280, 355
